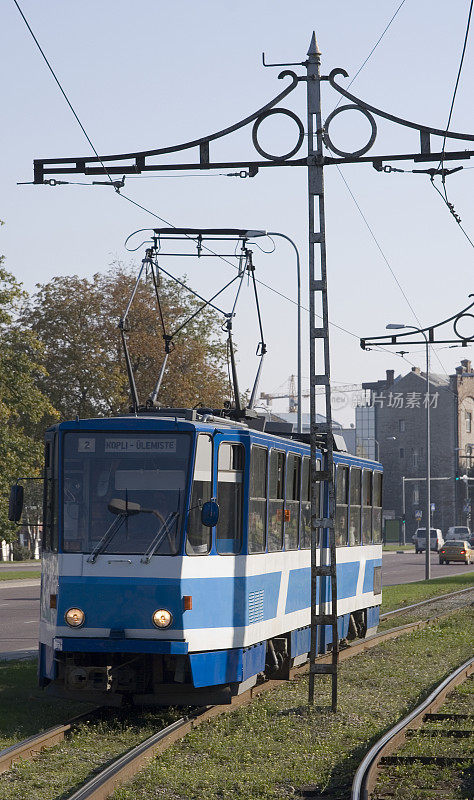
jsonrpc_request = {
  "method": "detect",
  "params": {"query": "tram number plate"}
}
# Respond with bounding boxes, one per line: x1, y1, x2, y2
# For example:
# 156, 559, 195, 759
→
78, 438, 96, 452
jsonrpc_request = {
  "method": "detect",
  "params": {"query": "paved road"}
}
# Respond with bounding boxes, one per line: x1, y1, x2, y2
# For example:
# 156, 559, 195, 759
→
0, 554, 472, 659
382, 550, 474, 586
0, 562, 41, 572
0, 580, 40, 656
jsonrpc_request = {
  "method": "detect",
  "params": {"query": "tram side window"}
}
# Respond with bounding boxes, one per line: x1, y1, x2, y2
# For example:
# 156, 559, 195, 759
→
216, 443, 244, 554
285, 454, 300, 550
362, 469, 373, 544
268, 450, 285, 552
43, 436, 58, 552
349, 468, 362, 546
300, 457, 320, 549
335, 465, 349, 546
372, 472, 383, 543
186, 435, 213, 555
248, 446, 267, 553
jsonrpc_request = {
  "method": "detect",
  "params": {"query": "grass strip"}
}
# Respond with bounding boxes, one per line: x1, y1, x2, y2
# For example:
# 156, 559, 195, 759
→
374, 670, 474, 799
0, 711, 179, 800
382, 545, 414, 552
0, 610, 471, 800
0, 571, 41, 581
0, 659, 90, 749
381, 572, 474, 613
1, 577, 470, 748
107, 609, 473, 800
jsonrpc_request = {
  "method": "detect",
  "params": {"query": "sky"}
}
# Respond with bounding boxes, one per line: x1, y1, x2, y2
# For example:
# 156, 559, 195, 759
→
1, 0, 474, 425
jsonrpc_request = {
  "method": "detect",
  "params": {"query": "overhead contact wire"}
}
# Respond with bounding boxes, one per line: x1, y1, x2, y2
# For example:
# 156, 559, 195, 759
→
336, 167, 456, 385
432, 0, 474, 248
12, 0, 116, 190
439, 0, 474, 168
333, 0, 408, 110
14, 0, 418, 375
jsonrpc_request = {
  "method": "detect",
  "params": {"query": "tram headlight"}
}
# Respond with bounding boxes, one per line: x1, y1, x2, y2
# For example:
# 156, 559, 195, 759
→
152, 609, 172, 629
65, 607, 85, 628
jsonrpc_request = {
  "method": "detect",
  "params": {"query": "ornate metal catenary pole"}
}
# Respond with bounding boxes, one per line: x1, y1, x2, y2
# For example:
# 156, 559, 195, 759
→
306, 34, 338, 710
361, 296, 474, 350
362, 298, 474, 582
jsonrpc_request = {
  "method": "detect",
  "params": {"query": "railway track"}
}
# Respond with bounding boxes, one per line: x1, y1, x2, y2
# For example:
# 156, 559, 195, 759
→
351, 656, 474, 800
0, 707, 105, 776
379, 585, 474, 620
1, 593, 471, 800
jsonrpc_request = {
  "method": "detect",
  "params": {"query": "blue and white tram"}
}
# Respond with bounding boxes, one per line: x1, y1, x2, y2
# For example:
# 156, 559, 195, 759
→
37, 410, 383, 705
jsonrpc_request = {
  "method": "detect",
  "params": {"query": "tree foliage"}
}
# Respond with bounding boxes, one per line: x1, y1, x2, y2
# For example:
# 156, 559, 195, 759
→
0, 252, 58, 542
22, 264, 229, 420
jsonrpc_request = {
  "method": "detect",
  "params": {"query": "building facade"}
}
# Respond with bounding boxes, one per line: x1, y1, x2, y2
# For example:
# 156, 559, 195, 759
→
356, 360, 474, 539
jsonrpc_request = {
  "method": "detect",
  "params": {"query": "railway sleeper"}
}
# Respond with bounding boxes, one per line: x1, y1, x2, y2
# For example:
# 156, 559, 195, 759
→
381, 755, 467, 765
405, 728, 473, 738
425, 712, 473, 721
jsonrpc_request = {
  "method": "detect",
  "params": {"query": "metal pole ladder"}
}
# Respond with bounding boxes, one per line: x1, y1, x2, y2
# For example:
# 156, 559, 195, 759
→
306, 33, 338, 711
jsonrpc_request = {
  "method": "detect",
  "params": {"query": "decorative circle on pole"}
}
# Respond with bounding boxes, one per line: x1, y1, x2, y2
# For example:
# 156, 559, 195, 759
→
252, 108, 305, 161
453, 312, 474, 342
323, 104, 377, 157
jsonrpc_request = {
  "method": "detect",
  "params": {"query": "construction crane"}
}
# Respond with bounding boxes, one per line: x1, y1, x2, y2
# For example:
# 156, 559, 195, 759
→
260, 375, 366, 413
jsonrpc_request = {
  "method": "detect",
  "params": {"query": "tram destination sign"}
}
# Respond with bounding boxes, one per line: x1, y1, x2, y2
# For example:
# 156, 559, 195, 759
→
104, 438, 177, 454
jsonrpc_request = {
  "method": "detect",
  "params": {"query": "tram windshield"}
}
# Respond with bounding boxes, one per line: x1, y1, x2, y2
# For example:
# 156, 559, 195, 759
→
62, 432, 190, 555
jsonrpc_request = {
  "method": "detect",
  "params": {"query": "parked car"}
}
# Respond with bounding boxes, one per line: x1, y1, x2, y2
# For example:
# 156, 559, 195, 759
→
446, 525, 471, 541
414, 528, 444, 553
439, 540, 474, 565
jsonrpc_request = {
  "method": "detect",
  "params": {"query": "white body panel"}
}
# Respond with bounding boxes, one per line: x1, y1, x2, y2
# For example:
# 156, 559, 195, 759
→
43, 546, 382, 653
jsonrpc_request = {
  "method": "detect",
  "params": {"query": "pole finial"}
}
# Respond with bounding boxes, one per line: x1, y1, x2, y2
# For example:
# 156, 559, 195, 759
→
307, 31, 321, 57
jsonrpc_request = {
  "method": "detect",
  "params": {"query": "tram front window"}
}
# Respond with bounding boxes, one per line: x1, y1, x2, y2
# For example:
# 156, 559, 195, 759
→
62, 433, 190, 555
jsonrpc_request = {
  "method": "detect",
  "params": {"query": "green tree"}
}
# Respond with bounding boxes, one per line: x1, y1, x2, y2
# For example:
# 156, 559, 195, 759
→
0, 251, 58, 543
22, 264, 229, 420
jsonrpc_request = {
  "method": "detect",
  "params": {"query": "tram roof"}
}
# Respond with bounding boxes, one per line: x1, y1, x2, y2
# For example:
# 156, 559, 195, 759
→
48, 409, 381, 469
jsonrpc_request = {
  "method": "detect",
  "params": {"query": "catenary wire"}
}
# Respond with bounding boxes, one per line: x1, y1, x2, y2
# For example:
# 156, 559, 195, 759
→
431, 0, 474, 248
430, 178, 474, 249
333, 0, 474, 386
336, 166, 423, 327
323, 0, 470, 382
13, 0, 420, 375
12, 0, 117, 192
335, 166, 458, 385
333, 0, 408, 110
439, 0, 474, 167
324, 0, 470, 384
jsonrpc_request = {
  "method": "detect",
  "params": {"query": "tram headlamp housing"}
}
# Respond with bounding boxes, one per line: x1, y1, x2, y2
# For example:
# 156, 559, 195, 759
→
152, 609, 173, 629
65, 607, 85, 628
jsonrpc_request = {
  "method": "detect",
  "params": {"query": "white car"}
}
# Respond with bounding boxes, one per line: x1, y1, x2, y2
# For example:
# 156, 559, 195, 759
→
446, 525, 471, 541
414, 528, 444, 553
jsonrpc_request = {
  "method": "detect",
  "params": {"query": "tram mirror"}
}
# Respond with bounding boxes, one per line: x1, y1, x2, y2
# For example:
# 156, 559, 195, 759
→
201, 499, 219, 528
108, 498, 141, 516
8, 484, 24, 523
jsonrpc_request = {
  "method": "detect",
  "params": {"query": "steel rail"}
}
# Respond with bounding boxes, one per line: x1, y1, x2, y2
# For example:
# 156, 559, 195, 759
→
67, 608, 469, 800
0, 604, 468, 795
380, 584, 474, 620
351, 655, 474, 800
61, 610, 471, 800
66, 716, 190, 800
0, 708, 102, 775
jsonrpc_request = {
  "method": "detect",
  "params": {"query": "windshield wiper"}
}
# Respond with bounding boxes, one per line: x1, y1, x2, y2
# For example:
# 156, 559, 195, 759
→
87, 515, 126, 564
141, 511, 179, 563
87, 497, 179, 564
87, 498, 141, 564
